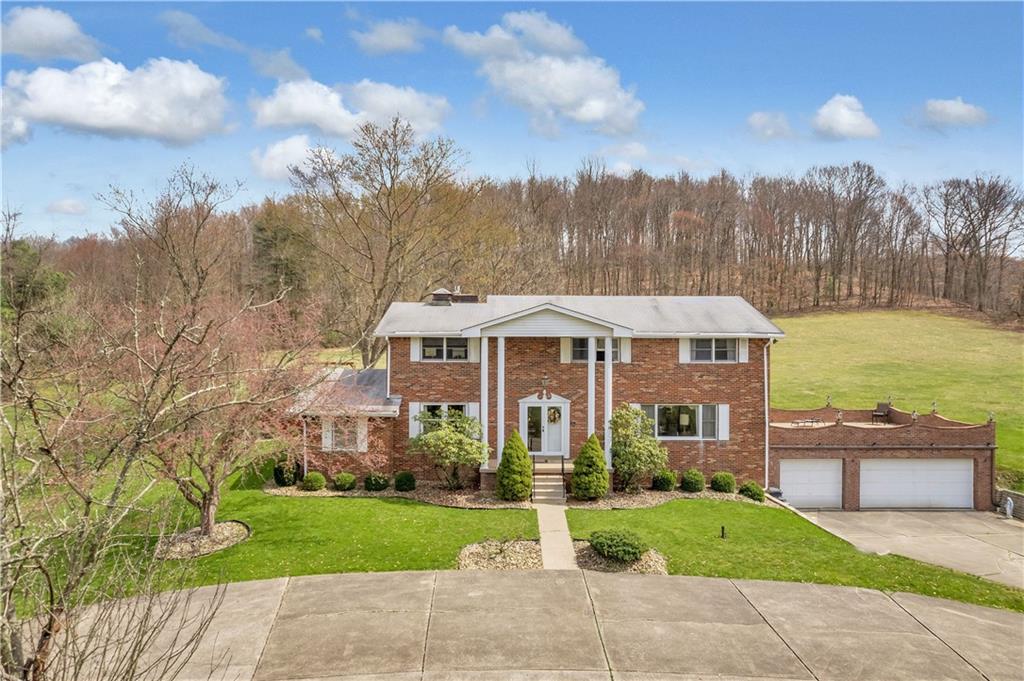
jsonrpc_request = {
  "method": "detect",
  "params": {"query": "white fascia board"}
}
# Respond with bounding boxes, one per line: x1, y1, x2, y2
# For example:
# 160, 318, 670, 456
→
632, 331, 785, 338
461, 302, 633, 337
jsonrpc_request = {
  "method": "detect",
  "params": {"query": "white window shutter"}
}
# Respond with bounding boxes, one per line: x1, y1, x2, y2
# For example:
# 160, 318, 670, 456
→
410, 337, 421, 362
356, 418, 369, 452
466, 402, 480, 420
468, 338, 480, 362
620, 338, 632, 363
629, 402, 641, 410
560, 337, 572, 363
738, 338, 749, 363
321, 417, 334, 451
718, 404, 730, 441
408, 402, 421, 437
679, 339, 692, 363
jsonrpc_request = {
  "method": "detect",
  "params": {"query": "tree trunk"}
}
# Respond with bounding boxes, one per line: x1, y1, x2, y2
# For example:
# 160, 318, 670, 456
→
200, 489, 220, 536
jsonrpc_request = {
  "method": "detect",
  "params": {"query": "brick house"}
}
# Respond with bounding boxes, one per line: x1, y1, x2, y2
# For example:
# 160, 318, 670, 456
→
296, 290, 995, 510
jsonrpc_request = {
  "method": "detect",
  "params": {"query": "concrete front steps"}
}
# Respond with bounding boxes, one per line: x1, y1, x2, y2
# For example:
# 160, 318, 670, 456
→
533, 474, 566, 503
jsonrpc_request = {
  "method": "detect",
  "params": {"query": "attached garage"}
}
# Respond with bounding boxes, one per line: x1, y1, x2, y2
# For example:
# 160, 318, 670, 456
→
780, 459, 843, 509
859, 459, 974, 509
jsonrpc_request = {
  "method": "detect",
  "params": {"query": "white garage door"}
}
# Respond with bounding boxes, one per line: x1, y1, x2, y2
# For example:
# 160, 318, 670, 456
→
780, 459, 843, 508
860, 459, 973, 509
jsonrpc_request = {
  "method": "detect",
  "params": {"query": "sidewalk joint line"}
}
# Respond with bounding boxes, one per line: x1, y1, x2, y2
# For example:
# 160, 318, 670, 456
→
581, 569, 615, 680
887, 592, 992, 681
420, 570, 438, 675
252, 576, 291, 680
729, 579, 820, 681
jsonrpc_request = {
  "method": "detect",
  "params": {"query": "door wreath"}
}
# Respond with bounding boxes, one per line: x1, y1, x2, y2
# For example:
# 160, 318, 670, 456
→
547, 407, 562, 424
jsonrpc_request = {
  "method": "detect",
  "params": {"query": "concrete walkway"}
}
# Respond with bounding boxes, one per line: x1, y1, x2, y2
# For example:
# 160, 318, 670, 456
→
806, 511, 1024, 589
536, 499, 577, 570
153, 571, 1022, 681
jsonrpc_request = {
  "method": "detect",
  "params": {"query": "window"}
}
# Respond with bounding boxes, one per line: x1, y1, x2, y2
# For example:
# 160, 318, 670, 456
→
322, 417, 367, 452
571, 338, 620, 362
421, 337, 469, 362
421, 403, 466, 432
691, 338, 737, 363
640, 404, 719, 440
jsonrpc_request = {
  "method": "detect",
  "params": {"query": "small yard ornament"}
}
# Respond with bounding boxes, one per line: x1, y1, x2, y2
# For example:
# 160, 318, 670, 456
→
1005, 495, 1015, 520
911, 410, 919, 422
825, 394, 832, 407
931, 401, 938, 414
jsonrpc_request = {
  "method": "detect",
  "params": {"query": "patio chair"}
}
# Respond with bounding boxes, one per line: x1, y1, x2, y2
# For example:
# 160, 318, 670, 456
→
871, 402, 891, 424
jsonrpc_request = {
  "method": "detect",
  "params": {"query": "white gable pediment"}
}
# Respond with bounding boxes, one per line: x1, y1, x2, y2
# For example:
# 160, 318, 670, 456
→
463, 303, 632, 338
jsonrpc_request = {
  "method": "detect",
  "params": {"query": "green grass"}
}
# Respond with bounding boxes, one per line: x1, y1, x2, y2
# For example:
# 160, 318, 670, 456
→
174, 471, 537, 586
771, 310, 1024, 488
567, 499, 1024, 613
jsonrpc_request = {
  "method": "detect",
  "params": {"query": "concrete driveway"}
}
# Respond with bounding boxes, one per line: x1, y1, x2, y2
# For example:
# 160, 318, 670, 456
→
152, 570, 1022, 681
805, 510, 1024, 588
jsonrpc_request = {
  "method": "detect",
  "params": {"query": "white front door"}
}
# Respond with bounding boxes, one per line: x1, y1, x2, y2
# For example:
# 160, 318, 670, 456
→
521, 399, 569, 457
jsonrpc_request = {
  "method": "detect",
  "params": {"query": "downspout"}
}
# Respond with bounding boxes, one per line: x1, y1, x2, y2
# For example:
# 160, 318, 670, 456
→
302, 417, 308, 477
763, 338, 776, 488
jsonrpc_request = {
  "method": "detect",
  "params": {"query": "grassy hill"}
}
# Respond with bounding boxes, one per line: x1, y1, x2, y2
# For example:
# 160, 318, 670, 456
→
771, 310, 1024, 490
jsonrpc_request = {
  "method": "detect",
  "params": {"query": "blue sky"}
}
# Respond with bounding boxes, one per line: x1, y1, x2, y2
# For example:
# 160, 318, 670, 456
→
3, 1, 1022, 238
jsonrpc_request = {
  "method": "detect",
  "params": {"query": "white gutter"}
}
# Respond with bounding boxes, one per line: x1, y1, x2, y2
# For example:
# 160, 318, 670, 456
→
302, 417, 308, 477
763, 338, 777, 488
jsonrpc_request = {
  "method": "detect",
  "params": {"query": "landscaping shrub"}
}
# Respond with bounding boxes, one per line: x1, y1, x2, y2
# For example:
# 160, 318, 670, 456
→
710, 471, 736, 493
680, 468, 705, 493
589, 529, 648, 562
738, 480, 765, 502
610, 404, 668, 492
364, 472, 390, 491
300, 471, 326, 491
571, 434, 609, 500
651, 469, 677, 491
495, 431, 532, 501
272, 460, 296, 487
394, 471, 416, 492
333, 471, 356, 491
407, 409, 488, 490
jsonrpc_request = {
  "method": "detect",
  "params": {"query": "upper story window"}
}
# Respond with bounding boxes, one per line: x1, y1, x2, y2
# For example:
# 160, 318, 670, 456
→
421, 337, 468, 362
640, 404, 718, 440
571, 338, 620, 362
692, 338, 737, 363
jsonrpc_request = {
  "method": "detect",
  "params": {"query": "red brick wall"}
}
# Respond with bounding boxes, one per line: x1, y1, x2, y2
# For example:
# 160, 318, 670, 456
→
383, 336, 770, 484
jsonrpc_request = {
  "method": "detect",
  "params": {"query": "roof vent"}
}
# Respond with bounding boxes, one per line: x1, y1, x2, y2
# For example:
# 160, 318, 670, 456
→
428, 288, 453, 306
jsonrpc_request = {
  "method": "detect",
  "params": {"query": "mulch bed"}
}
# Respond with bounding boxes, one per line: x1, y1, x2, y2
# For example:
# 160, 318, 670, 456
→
458, 540, 543, 570
263, 480, 531, 509
573, 541, 668, 574
155, 520, 250, 560
565, 488, 758, 509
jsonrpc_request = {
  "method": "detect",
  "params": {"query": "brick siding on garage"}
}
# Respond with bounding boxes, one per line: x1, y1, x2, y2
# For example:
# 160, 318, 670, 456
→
768, 411, 997, 510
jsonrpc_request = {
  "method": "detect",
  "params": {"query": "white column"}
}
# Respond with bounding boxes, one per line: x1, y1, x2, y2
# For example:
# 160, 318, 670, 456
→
587, 336, 596, 436
496, 336, 506, 466
480, 336, 489, 468
604, 335, 613, 467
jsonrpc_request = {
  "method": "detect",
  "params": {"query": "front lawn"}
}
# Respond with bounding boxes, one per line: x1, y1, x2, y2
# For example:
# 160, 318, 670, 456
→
566, 499, 1024, 613
163, 471, 538, 586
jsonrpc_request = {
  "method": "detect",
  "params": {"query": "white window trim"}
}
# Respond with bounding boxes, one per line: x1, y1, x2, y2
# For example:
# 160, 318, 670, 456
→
321, 416, 369, 453
640, 403, 721, 441
570, 337, 620, 363
420, 337, 471, 363
687, 338, 741, 364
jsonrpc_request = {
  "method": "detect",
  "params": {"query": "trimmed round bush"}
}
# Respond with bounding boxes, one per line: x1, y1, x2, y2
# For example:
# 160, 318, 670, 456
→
333, 471, 356, 491
394, 471, 416, 492
589, 529, 648, 563
738, 480, 765, 502
680, 468, 705, 493
495, 431, 532, 501
651, 469, 677, 491
300, 471, 326, 491
571, 434, 609, 500
710, 471, 736, 493
364, 472, 390, 491
272, 460, 296, 487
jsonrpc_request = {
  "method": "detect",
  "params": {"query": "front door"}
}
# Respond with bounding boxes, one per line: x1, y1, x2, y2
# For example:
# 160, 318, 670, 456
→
522, 401, 569, 456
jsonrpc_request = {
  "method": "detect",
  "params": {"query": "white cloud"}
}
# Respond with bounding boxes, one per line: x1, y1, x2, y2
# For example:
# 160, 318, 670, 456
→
747, 111, 792, 139
251, 80, 361, 137
1, 6, 100, 62
351, 19, 431, 55
3, 58, 228, 146
444, 11, 643, 136
924, 96, 988, 128
46, 198, 87, 215
347, 80, 450, 135
250, 134, 312, 180
160, 10, 307, 81
812, 94, 880, 139
251, 78, 450, 138
305, 27, 324, 43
